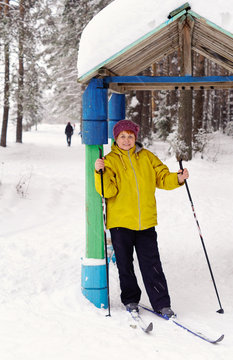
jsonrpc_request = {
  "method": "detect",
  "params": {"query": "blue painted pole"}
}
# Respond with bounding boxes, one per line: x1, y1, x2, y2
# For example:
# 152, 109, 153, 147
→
82, 78, 108, 145
108, 93, 125, 139
81, 78, 109, 309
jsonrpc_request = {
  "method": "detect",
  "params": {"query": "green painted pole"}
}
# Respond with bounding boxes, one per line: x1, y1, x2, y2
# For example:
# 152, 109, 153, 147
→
85, 144, 104, 259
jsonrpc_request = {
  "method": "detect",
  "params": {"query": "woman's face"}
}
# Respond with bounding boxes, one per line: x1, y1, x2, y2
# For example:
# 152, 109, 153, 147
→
116, 131, 136, 151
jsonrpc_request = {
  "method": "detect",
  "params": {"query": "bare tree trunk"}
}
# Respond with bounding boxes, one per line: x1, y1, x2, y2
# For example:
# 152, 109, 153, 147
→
167, 53, 179, 131
228, 90, 233, 123
140, 68, 151, 141
193, 53, 205, 142
0, 0, 10, 148
203, 59, 211, 131
16, 0, 24, 143
151, 63, 158, 133
126, 67, 152, 142
219, 67, 229, 131
178, 89, 193, 160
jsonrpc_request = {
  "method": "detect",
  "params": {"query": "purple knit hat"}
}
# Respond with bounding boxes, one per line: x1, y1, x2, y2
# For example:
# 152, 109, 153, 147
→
113, 120, 140, 140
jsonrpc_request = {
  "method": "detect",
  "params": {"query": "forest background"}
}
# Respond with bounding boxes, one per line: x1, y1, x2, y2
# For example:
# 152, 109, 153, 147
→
0, 0, 233, 160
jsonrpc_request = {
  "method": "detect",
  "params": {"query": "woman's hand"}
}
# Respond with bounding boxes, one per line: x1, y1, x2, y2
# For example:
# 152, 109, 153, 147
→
177, 168, 189, 184
95, 158, 105, 172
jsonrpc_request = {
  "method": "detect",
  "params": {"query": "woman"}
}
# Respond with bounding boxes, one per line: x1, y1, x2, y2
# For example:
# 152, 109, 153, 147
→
94, 120, 189, 317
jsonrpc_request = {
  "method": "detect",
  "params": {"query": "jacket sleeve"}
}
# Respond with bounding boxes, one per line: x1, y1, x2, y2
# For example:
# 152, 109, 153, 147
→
146, 151, 182, 190
94, 163, 118, 198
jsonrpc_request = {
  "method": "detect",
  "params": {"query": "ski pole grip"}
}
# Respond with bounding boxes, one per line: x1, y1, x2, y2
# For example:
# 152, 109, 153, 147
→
99, 147, 103, 175
99, 147, 102, 160
98, 147, 104, 197
179, 159, 184, 171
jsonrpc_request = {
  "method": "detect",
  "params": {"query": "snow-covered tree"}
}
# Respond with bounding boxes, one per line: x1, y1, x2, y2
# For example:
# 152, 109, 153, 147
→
43, 0, 113, 123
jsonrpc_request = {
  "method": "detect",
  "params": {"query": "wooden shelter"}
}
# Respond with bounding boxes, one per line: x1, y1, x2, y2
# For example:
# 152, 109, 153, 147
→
79, 2, 233, 88
80, 2, 233, 310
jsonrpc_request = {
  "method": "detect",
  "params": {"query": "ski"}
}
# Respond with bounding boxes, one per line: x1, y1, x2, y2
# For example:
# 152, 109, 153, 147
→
128, 310, 153, 333
139, 304, 224, 344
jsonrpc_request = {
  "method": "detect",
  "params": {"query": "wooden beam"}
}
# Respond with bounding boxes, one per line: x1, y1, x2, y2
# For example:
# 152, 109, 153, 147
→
192, 16, 233, 72
194, 48, 233, 73
168, 2, 191, 19
178, 14, 194, 75
105, 75, 233, 90
108, 82, 233, 91
98, 67, 119, 77
108, 84, 124, 94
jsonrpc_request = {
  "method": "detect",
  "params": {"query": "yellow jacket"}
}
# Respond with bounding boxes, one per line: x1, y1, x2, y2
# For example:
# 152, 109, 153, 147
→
95, 142, 182, 230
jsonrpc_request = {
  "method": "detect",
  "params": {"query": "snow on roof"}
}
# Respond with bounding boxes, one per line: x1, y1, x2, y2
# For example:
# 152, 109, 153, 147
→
77, 0, 233, 79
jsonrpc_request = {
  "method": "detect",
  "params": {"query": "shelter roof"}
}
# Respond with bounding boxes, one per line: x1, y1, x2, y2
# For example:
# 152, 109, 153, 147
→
78, 2, 233, 83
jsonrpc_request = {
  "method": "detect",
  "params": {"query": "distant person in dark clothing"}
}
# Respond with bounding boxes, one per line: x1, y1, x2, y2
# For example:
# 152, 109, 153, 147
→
65, 122, 74, 146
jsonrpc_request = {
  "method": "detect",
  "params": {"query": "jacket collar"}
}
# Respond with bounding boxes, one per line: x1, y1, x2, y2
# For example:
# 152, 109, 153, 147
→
112, 141, 143, 156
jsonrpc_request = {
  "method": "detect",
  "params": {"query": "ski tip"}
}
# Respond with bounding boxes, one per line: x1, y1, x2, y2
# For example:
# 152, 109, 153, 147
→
215, 334, 224, 343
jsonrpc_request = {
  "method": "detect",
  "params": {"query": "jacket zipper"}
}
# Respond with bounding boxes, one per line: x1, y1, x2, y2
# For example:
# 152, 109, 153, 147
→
128, 151, 141, 230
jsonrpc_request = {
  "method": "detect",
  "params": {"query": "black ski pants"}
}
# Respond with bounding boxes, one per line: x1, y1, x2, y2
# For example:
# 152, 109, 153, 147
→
110, 227, 171, 312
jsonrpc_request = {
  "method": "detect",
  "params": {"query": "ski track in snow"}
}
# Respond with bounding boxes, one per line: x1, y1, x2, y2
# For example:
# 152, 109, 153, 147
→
0, 123, 233, 360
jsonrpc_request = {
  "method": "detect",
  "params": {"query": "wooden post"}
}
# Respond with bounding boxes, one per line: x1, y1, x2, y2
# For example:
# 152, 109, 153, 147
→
178, 14, 194, 161
81, 79, 109, 309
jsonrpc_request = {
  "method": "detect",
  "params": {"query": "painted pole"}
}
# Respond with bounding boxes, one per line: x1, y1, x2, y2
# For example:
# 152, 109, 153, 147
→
85, 145, 104, 259
81, 78, 109, 309
99, 147, 111, 316
108, 93, 125, 139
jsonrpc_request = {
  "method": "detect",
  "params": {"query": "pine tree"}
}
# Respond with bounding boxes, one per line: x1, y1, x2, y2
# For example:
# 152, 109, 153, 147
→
0, 0, 10, 147
43, 0, 113, 123
16, 0, 25, 143
9, 0, 49, 137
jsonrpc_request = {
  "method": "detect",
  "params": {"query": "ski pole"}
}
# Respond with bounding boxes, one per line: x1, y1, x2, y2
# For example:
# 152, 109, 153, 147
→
99, 148, 111, 317
179, 160, 224, 314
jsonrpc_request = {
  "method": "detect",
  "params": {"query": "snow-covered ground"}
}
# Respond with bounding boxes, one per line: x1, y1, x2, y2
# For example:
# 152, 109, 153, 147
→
0, 123, 233, 359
